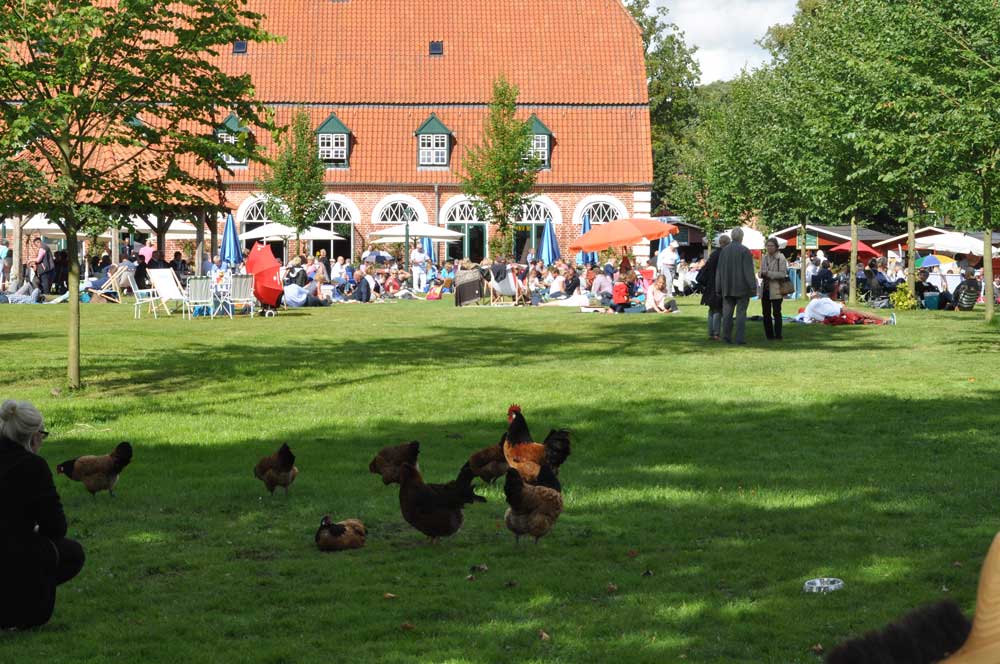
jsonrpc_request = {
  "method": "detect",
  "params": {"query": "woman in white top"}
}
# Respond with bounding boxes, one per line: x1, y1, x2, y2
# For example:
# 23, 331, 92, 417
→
645, 275, 678, 313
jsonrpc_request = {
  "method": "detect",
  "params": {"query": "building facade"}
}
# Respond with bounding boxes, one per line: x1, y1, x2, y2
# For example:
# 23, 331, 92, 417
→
216, 0, 653, 263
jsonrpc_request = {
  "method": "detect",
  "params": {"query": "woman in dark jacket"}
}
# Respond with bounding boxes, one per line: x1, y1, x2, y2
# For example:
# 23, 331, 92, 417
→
696, 234, 730, 340
0, 400, 84, 630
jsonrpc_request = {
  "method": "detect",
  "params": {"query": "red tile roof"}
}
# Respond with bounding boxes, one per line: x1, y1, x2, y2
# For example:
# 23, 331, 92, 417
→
220, 105, 652, 185
221, 0, 648, 105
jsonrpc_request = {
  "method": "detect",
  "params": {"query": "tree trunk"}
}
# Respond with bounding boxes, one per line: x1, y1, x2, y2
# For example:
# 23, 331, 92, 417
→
906, 206, 916, 296
195, 209, 205, 276
799, 221, 807, 297
110, 227, 119, 264
849, 215, 858, 306
983, 179, 994, 322
66, 231, 81, 389
12, 215, 24, 286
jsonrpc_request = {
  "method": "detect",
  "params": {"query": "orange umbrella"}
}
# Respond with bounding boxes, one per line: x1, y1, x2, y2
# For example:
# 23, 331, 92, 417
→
569, 218, 679, 253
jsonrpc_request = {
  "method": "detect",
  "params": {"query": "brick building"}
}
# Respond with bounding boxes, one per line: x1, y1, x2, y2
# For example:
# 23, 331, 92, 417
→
216, 0, 653, 263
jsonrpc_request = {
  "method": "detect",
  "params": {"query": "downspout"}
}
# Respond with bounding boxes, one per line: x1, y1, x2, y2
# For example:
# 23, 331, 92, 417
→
434, 184, 441, 263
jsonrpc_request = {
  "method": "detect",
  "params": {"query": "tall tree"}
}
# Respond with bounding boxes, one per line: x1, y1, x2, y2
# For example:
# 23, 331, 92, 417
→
261, 110, 328, 252
460, 76, 538, 253
0, 0, 274, 387
623, 0, 700, 211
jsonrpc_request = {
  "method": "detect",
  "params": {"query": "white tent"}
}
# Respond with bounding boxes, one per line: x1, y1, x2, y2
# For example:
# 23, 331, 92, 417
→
23, 214, 201, 240
915, 231, 998, 256
370, 222, 464, 241
717, 226, 775, 251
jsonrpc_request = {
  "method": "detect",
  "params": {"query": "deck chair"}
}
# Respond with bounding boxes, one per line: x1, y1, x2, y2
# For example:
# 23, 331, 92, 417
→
488, 267, 527, 306
148, 268, 186, 317
126, 270, 161, 319
183, 276, 214, 319
223, 274, 255, 319
86, 265, 127, 304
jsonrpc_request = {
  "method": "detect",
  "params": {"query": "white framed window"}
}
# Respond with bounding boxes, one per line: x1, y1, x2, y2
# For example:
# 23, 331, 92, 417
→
380, 201, 419, 224
318, 133, 348, 167
527, 135, 549, 166
419, 134, 448, 166
520, 202, 552, 224
582, 202, 621, 225
217, 131, 245, 166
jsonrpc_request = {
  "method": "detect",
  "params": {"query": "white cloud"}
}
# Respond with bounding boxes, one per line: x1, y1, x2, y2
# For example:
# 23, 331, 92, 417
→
657, 0, 798, 83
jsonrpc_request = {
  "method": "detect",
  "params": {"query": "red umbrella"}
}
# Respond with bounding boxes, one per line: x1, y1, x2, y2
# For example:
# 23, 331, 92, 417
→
828, 240, 880, 259
246, 242, 283, 306
569, 218, 679, 253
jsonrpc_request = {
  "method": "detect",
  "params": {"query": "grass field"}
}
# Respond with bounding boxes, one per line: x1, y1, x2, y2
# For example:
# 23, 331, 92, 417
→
1, 296, 999, 663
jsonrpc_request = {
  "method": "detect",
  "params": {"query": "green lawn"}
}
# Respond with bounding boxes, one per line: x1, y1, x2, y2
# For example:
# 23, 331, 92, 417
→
1, 297, 998, 663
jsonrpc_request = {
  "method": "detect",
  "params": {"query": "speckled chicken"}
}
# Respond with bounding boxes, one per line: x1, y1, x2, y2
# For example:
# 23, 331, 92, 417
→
315, 516, 367, 552
504, 465, 563, 544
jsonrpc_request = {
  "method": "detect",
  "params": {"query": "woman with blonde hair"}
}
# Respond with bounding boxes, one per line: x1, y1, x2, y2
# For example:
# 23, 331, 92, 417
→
0, 400, 85, 629
646, 275, 679, 313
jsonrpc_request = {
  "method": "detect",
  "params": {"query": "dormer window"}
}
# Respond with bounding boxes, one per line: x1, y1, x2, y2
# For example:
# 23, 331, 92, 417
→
525, 115, 552, 169
414, 114, 453, 168
233, 40, 248, 54
419, 135, 448, 166
216, 113, 249, 167
315, 113, 352, 169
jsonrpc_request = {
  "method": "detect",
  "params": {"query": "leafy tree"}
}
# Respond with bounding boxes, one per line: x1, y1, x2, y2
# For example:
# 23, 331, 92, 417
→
0, 0, 274, 387
261, 110, 328, 251
460, 76, 538, 253
624, 0, 700, 211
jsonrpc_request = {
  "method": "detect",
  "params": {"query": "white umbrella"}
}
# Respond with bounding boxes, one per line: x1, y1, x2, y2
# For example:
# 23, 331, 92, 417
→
915, 231, 998, 256
717, 226, 767, 250
370, 222, 464, 241
241, 222, 343, 242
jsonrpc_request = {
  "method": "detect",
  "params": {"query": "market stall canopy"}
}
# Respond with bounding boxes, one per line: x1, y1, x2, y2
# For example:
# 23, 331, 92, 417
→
370, 222, 464, 241
827, 240, 880, 259
915, 231, 999, 257
569, 218, 677, 252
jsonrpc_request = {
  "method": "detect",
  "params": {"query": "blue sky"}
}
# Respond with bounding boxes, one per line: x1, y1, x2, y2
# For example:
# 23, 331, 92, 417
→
657, 0, 798, 83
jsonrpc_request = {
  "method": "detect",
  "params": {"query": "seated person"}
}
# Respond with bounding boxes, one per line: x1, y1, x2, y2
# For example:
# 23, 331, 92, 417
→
546, 268, 566, 300
353, 269, 380, 303
329, 256, 347, 284
283, 257, 307, 287
590, 265, 615, 306
282, 280, 331, 307
802, 292, 893, 325
914, 268, 953, 309
148, 251, 169, 270
1, 282, 43, 304
811, 260, 835, 295
952, 268, 981, 311
610, 273, 645, 314
133, 255, 151, 290
304, 256, 319, 281
208, 255, 226, 282
169, 252, 188, 277
384, 269, 403, 296
0, 400, 85, 630
645, 275, 679, 313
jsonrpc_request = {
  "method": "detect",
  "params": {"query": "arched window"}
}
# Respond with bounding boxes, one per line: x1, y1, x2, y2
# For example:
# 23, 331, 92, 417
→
314, 200, 356, 261
514, 202, 554, 262
581, 201, 621, 225
379, 201, 419, 224
444, 202, 486, 263
240, 200, 283, 257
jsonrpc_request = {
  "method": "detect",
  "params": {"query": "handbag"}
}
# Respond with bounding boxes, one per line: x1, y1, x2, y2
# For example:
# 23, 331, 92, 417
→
779, 278, 795, 296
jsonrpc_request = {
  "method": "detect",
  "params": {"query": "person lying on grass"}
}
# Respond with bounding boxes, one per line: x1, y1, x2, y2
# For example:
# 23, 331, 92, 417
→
800, 292, 895, 326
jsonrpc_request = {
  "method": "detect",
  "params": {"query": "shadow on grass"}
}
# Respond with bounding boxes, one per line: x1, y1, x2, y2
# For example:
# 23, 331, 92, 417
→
14, 391, 999, 663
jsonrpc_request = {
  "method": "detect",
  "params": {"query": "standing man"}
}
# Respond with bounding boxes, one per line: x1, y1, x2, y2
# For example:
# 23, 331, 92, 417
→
32, 238, 55, 296
656, 241, 678, 296
0, 240, 9, 290
696, 234, 729, 341
715, 227, 757, 345
138, 238, 155, 264
410, 242, 428, 292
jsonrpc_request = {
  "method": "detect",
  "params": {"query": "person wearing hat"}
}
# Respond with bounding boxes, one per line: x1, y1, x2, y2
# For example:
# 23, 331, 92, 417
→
0, 400, 85, 630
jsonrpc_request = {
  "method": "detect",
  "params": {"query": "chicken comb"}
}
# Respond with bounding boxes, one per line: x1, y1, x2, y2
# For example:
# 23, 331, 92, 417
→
507, 404, 522, 415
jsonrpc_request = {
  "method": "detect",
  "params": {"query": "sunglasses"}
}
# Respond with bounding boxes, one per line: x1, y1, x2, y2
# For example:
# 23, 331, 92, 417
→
38, 430, 49, 439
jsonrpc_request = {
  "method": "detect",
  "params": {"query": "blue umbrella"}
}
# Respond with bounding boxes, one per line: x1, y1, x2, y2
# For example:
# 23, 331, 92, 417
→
421, 236, 436, 264
539, 217, 560, 265
576, 213, 598, 265
220, 213, 242, 267
658, 232, 674, 253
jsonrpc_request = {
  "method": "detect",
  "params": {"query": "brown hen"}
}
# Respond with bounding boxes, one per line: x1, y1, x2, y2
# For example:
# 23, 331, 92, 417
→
254, 443, 298, 495
315, 516, 367, 552
56, 441, 133, 497
369, 441, 420, 485
504, 465, 563, 544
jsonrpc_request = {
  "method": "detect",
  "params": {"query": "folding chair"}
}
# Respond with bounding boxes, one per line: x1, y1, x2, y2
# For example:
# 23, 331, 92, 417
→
183, 277, 214, 319
126, 270, 161, 319
147, 268, 187, 317
488, 267, 527, 306
223, 274, 255, 319
86, 266, 126, 304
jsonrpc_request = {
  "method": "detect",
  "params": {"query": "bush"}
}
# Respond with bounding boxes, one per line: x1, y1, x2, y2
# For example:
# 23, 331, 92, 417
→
890, 287, 918, 311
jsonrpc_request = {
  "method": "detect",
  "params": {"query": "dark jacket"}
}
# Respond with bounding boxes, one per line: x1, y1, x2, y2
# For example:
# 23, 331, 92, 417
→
715, 241, 757, 298
953, 279, 981, 311
0, 436, 67, 629
697, 247, 723, 308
